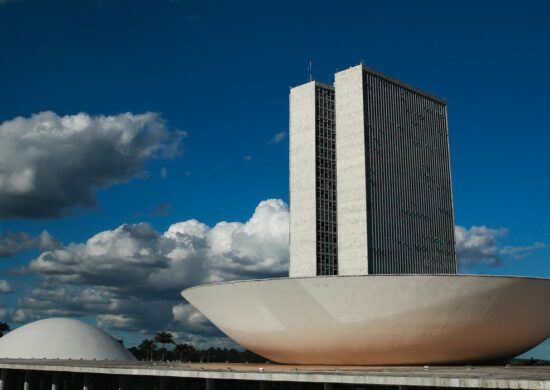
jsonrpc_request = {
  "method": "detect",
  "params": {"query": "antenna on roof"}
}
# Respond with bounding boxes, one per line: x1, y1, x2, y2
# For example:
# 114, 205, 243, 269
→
360, 59, 365, 66
308, 61, 313, 82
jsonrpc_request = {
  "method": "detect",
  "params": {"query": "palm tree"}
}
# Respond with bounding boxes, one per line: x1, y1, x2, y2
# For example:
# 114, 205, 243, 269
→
154, 331, 175, 361
173, 343, 194, 362
138, 338, 157, 361
0, 322, 10, 338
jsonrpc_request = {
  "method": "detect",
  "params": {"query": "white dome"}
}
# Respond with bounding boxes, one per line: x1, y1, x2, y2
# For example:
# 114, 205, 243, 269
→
0, 318, 136, 361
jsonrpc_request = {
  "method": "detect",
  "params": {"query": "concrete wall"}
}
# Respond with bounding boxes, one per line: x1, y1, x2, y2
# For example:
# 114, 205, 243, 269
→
289, 82, 317, 277
335, 66, 369, 275
4, 363, 550, 389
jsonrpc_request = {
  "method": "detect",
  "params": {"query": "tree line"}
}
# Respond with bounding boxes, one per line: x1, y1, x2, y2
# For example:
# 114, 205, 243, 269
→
129, 331, 266, 363
0, 322, 9, 337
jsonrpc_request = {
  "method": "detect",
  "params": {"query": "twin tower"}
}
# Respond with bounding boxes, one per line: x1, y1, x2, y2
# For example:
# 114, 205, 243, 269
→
289, 65, 457, 277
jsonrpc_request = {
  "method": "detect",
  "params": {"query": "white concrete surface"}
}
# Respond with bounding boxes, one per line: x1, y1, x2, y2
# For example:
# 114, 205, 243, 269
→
1, 361, 549, 389
183, 275, 550, 365
335, 65, 370, 275
0, 318, 136, 361
289, 81, 319, 277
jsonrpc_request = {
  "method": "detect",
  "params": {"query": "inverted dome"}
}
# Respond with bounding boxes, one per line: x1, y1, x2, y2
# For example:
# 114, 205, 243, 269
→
0, 318, 136, 361
183, 275, 550, 365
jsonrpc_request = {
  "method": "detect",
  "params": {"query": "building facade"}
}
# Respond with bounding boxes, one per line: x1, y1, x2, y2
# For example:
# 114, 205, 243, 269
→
336, 65, 456, 275
289, 81, 338, 277
290, 65, 456, 277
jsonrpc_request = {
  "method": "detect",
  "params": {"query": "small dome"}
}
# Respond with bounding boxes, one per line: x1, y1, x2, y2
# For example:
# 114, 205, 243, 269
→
0, 318, 136, 361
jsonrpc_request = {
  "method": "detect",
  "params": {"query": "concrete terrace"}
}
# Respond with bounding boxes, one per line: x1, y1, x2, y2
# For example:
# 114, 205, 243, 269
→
0, 360, 549, 389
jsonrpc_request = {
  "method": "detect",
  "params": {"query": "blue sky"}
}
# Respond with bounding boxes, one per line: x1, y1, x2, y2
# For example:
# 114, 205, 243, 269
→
0, 0, 549, 358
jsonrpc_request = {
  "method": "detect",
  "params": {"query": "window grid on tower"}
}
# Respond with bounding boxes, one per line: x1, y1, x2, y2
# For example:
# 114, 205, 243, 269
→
363, 70, 456, 274
315, 85, 338, 276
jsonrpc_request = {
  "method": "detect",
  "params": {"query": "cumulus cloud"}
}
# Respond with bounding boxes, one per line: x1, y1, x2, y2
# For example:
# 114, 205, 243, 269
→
269, 131, 287, 144
455, 225, 545, 268
0, 232, 34, 257
172, 303, 221, 337
11, 199, 289, 344
36, 231, 62, 251
0, 230, 61, 258
499, 242, 546, 258
0, 280, 13, 293
0, 111, 184, 218
7, 203, 543, 347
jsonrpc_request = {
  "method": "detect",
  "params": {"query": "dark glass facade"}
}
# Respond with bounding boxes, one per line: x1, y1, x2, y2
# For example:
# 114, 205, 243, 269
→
362, 69, 456, 274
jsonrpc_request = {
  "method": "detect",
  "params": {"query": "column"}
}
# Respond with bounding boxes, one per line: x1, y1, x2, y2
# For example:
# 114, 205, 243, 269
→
0, 369, 7, 390
23, 371, 31, 390
51, 372, 60, 390
205, 378, 215, 390
82, 373, 91, 390
159, 377, 169, 390
118, 375, 126, 390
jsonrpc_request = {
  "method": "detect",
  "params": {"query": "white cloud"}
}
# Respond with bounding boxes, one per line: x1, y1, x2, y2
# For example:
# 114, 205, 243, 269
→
37, 231, 62, 251
269, 131, 287, 144
499, 242, 546, 259
0, 111, 184, 218
0, 230, 61, 258
0, 280, 13, 293
97, 314, 140, 331
455, 225, 545, 268
160, 167, 168, 179
175, 332, 239, 350
8, 202, 544, 347
0, 232, 34, 257
172, 303, 220, 336
12, 199, 289, 341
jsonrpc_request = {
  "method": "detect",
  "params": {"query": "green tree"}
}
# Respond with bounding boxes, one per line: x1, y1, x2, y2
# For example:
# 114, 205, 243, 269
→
173, 343, 194, 362
0, 322, 10, 337
154, 331, 175, 361
138, 338, 157, 361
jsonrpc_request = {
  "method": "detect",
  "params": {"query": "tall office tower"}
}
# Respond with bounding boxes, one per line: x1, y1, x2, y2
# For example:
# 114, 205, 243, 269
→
335, 65, 456, 275
289, 81, 338, 277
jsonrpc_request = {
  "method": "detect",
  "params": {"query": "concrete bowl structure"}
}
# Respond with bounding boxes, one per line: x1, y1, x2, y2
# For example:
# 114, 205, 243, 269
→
0, 318, 136, 361
183, 275, 550, 365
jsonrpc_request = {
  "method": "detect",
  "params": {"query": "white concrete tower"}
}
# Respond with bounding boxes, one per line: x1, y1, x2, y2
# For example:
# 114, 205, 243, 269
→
289, 81, 337, 277
290, 65, 456, 277
334, 66, 370, 275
